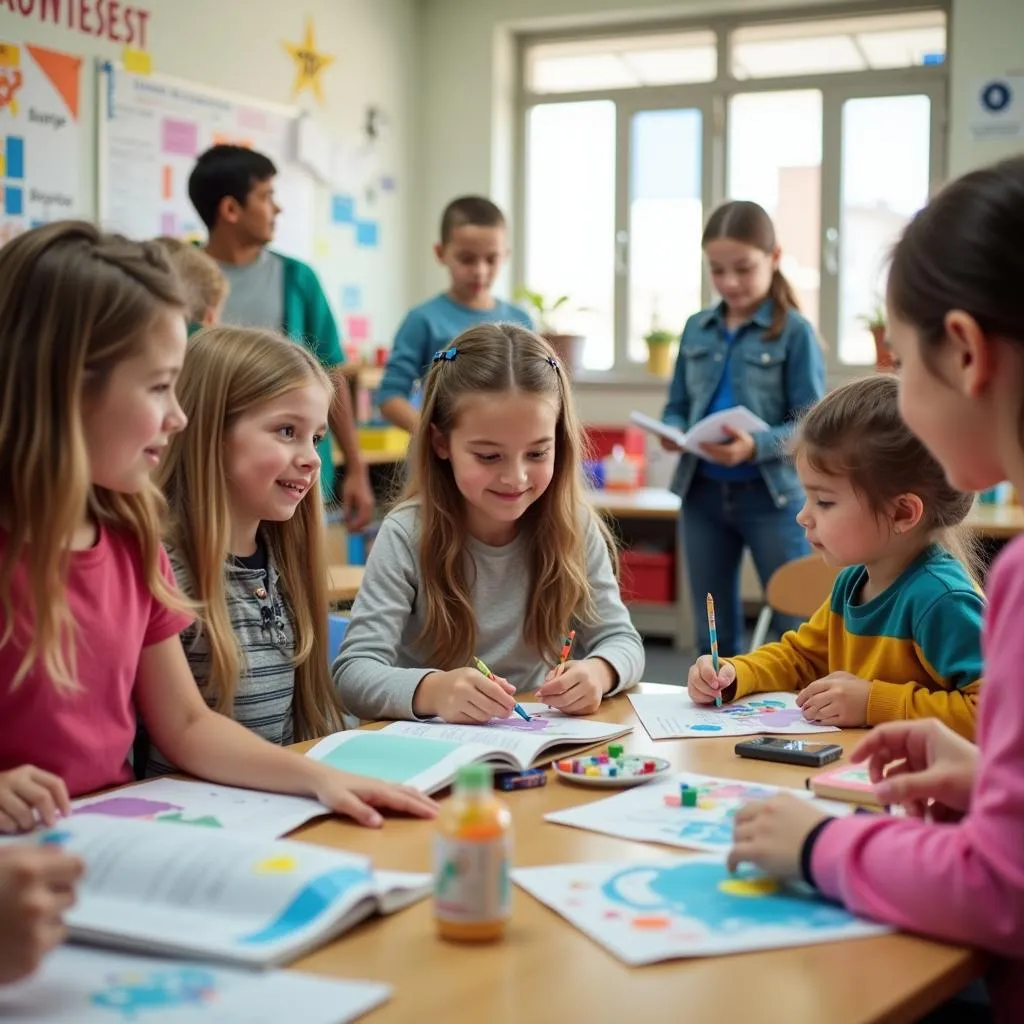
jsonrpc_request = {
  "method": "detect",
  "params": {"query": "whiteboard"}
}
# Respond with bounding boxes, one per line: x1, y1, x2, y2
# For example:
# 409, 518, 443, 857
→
95, 61, 313, 261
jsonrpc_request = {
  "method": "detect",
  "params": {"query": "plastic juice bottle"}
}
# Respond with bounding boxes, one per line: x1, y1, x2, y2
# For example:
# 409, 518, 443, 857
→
433, 764, 512, 942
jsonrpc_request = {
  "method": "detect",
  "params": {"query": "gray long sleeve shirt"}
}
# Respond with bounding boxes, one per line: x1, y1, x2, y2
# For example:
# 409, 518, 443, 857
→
332, 503, 645, 721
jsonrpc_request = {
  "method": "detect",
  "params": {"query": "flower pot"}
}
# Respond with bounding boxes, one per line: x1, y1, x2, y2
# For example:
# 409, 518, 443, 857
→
646, 343, 674, 378
871, 324, 895, 372
544, 333, 586, 377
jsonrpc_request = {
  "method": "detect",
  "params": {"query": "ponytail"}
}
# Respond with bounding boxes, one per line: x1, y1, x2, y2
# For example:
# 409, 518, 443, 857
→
767, 268, 799, 340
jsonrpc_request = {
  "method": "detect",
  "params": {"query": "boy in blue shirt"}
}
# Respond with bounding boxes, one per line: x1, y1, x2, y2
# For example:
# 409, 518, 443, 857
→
378, 196, 532, 431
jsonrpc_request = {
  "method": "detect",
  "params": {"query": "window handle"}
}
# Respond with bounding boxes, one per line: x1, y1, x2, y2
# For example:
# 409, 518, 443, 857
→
823, 226, 839, 276
615, 230, 629, 276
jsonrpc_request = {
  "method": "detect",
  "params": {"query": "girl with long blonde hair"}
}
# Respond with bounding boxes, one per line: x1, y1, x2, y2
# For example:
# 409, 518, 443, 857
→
0, 221, 434, 830
334, 323, 644, 722
147, 327, 347, 774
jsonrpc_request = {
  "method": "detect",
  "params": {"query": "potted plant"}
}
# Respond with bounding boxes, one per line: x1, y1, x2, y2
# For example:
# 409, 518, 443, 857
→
515, 287, 586, 376
643, 326, 678, 378
859, 302, 894, 371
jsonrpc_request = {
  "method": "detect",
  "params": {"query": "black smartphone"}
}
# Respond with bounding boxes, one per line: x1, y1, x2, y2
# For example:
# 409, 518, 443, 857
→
734, 736, 843, 768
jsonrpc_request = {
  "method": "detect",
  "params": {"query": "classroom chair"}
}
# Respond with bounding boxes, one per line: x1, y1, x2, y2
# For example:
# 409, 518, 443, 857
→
328, 614, 350, 665
749, 555, 839, 651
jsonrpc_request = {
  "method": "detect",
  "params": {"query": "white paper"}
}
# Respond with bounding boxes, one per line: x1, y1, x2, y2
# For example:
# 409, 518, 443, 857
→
0, 945, 390, 1023
39, 815, 427, 966
72, 779, 328, 838
629, 406, 770, 461
513, 858, 888, 965
629, 691, 839, 740
546, 771, 849, 853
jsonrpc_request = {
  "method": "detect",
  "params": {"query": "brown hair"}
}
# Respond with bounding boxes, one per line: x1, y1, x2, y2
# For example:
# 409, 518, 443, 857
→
0, 221, 190, 692
401, 322, 612, 667
795, 375, 981, 582
155, 237, 228, 324
440, 195, 507, 245
702, 200, 798, 340
156, 327, 344, 739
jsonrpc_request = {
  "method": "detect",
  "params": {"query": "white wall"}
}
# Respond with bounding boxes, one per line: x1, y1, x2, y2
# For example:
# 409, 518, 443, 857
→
0, 0, 420, 344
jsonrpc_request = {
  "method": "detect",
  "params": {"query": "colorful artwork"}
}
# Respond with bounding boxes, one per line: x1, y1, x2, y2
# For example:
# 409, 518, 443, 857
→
546, 772, 828, 853
513, 858, 888, 965
629, 691, 839, 740
90, 966, 217, 1017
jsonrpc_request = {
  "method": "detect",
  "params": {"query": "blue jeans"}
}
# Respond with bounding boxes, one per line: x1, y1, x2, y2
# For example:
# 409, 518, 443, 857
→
681, 474, 810, 656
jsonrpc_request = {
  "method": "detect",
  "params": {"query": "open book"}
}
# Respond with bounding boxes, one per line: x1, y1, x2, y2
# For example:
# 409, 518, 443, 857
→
630, 407, 770, 460
307, 704, 633, 795
29, 815, 430, 968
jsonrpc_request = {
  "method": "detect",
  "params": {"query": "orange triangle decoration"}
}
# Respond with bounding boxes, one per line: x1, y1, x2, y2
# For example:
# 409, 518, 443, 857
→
26, 44, 82, 121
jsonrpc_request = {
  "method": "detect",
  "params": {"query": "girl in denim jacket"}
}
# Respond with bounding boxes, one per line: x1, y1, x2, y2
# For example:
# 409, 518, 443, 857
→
661, 201, 825, 656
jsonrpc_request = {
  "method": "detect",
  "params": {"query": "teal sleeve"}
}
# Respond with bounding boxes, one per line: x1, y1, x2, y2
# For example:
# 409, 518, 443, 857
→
378, 312, 431, 403
914, 589, 985, 689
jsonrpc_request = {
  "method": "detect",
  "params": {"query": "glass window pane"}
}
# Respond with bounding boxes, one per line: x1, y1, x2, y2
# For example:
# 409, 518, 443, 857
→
527, 31, 716, 94
727, 91, 822, 330
628, 108, 703, 363
731, 10, 946, 79
838, 95, 932, 365
525, 101, 615, 371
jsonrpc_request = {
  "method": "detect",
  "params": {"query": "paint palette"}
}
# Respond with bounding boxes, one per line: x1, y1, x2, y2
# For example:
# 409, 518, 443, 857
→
553, 747, 672, 789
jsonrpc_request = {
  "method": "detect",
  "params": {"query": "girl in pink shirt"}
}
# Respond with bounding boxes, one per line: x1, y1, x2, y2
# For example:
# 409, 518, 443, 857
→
0, 222, 436, 834
728, 157, 1024, 1022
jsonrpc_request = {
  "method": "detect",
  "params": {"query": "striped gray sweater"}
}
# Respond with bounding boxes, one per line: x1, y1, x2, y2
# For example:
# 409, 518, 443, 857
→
145, 544, 297, 777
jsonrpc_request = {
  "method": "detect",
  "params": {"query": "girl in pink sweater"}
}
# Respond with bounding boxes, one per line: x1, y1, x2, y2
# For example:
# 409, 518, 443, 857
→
728, 156, 1024, 1023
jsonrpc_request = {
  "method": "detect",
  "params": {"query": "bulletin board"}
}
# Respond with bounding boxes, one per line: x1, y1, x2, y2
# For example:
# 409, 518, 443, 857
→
94, 61, 314, 260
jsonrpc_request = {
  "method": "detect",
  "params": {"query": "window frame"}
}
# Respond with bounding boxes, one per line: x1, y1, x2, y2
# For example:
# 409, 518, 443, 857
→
513, 1, 949, 382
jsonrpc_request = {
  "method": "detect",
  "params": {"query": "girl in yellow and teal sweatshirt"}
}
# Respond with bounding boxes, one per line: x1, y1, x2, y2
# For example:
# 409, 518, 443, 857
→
687, 375, 983, 739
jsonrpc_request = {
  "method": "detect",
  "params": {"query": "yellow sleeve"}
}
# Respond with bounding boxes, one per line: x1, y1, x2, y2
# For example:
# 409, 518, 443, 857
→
866, 679, 980, 740
725, 599, 831, 700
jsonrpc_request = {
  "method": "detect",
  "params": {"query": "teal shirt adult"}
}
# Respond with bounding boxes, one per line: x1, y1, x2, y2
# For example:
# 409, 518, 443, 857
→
215, 248, 344, 499
377, 293, 533, 404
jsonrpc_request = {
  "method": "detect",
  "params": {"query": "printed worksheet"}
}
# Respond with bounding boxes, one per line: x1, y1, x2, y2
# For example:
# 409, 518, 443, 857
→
629, 691, 839, 740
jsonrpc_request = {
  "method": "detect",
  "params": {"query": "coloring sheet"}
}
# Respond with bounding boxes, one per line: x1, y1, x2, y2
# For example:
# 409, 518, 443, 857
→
512, 858, 888, 965
72, 779, 329, 839
629, 691, 839, 740
546, 772, 848, 853
0, 945, 390, 1023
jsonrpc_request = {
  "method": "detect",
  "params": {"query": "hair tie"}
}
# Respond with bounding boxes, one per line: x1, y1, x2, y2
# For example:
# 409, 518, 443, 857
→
433, 347, 458, 363
546, 355, 559, 371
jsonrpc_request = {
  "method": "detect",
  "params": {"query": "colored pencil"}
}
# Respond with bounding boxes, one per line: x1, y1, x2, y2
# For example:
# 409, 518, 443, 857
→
556, 629, 576, 676
706, 593, 722, 707
474, 656, 530, 721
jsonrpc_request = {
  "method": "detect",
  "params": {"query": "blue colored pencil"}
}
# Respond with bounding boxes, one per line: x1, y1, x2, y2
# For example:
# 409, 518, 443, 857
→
474, 656, 531, 721
706, 593, 722, 708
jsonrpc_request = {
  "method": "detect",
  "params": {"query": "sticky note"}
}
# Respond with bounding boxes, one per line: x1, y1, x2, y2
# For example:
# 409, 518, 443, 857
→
123, 47, 152, 75
5, 136, 24, 179
344, 314, 370, 343
3, 186, 23, 216
340, 284, 361, 310
331, 194, 354, 224
355, 220, 378, 247
0, 44, 21, 69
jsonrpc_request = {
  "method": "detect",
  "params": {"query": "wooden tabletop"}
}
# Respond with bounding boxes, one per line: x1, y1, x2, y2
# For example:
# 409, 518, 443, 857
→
286, 684, 980, 1024
964, 501, 1024, 539
326, 564, 364, 603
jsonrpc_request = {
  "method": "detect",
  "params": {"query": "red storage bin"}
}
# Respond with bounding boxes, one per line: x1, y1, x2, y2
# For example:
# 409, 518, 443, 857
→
620, 549, 675, 605
584, 425, 646, 463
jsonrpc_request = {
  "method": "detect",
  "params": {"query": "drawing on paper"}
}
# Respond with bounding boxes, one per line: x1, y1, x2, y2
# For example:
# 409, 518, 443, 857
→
483, 714, 552, 733
74, 797, 225, 829
691, 698, 806, 733
89, 967, 218, 1017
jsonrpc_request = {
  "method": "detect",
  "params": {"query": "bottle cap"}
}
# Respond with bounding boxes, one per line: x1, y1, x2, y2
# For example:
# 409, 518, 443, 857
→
456, 764, 493, 791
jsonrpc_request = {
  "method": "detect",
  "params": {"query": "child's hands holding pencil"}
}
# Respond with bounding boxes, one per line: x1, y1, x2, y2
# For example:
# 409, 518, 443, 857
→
687, 656, 736, 705
537, 634, 613, 716
413, 667, 517, 724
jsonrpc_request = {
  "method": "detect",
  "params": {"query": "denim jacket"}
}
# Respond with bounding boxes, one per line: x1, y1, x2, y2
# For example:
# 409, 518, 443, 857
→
662, 299, 825, 509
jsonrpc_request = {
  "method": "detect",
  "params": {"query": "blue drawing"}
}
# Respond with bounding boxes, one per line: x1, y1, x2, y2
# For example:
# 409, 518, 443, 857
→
238, 866, 369, 944
690, 724, 721, 732
601, 861, 855, 931
39, 829, 72, 846
90, 967, 217, 1017
672, 819, 734, 847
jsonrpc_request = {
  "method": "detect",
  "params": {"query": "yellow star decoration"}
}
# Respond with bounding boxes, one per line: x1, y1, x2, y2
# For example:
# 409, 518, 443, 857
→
283, 19, 335, 104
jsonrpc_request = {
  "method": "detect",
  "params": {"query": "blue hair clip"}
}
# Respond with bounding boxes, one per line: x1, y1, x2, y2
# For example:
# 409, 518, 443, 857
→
433, 347, 458, 363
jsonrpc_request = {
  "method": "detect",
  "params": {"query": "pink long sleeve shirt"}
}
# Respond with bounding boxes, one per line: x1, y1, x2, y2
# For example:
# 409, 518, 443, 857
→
811, 535, 1024, 1022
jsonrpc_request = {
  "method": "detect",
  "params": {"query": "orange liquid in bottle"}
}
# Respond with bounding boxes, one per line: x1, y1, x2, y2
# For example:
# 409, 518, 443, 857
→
434, 764, 512, 942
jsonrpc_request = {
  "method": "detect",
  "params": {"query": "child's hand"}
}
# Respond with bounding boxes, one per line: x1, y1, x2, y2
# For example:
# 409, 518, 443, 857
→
727, 794, 832, 879
0, 766, 71, 834
428, 668, 517, 725
796, 672, 871, 726
659, 436, 684, 453
0, 844, 83, 983
536, 658, 614, 715
687, 656, 735, 704
851, 719, 977, 820
311, 766, 438, 829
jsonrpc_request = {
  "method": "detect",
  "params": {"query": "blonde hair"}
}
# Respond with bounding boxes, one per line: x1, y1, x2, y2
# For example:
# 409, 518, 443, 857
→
403, 322, 612, 667
156, 327, 344, 739
0, 221, 189, 692
155, 237, 228, 324
795, 375, 982, 583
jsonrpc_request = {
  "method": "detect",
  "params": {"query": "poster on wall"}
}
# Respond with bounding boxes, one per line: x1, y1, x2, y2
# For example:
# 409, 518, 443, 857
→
0, 41, 82, 246
97, 62, 311, 259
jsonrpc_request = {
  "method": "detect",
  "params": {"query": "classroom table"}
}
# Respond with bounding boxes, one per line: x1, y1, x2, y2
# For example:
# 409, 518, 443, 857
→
286, 683, 982, 1024
326, 564, 364, 603
963, 501, 1024, 540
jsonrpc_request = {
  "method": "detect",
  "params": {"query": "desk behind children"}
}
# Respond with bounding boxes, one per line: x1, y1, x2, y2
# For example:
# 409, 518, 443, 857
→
285, 683, 981, 1024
